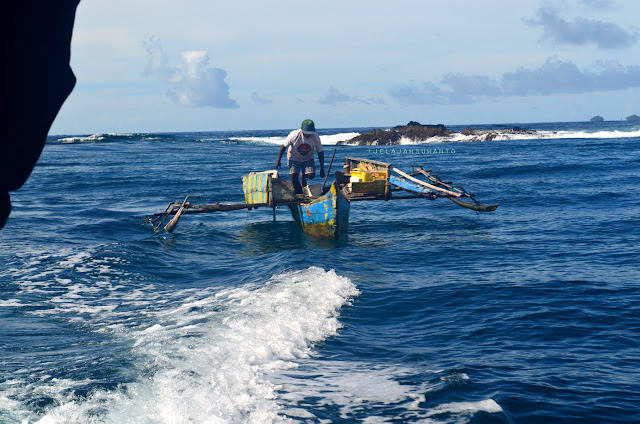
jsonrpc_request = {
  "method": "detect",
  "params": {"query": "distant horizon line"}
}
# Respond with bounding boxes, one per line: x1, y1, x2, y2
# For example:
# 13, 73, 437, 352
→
48, 117, 640, 137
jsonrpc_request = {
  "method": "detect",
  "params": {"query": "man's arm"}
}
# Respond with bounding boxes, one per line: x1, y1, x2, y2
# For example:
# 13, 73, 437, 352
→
318, 150, 325, 177
275, 145, 287, 168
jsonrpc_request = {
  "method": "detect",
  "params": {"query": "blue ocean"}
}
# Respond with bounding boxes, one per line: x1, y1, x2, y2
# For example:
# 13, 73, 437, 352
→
1, 121, 638, 423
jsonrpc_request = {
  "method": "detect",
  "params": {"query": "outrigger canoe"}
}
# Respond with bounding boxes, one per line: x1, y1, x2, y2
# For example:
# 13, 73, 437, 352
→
289, 182, 351, 239
149, 156, 498, 238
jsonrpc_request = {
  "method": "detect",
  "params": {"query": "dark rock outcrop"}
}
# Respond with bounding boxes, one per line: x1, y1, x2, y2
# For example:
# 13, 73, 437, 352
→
339, 122, 538, 145
1, 1, 79, 229
460, 126, 536, 141
590, 115, 604, 122
338, 122, 453, 145
626, 114, 640, 122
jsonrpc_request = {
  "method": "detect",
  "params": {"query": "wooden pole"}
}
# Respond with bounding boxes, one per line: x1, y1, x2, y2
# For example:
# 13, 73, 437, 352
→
152, 201, 176, 232
417, 169, 467, 196
392, 168, 463, 197
322, 148, 338, 192
164, 203, 185, 233
268, 174, 276, 221
449, 197, 499, 212
163, 195, 191, 233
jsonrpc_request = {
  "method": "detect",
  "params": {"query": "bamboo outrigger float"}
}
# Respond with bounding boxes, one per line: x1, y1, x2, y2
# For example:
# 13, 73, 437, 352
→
149, 156, 498, 238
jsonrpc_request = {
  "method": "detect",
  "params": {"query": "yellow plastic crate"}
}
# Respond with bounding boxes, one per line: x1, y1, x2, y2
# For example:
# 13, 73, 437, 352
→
350, 168, 373, 182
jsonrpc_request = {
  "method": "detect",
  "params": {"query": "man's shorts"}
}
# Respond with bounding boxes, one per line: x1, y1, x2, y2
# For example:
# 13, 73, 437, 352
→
288, 158, 316, 175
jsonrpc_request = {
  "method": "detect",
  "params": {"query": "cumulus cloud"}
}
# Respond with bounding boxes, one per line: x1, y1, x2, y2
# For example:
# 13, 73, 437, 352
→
390, 58, 640, 105
388, 81, 447, 105
501, 58, 640, 94
144, 36, 238, 108
580, 0, 616, 9
525, 6, 638, 49
318, 86, 386, 106
251, 92, 272, 104
318, 86, 355, 105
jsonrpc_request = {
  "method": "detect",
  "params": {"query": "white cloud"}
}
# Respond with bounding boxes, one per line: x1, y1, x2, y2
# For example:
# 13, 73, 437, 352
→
390, 57, 640, 105
525, 6, 638, 49
318, 86, 355, 105
318, 86, 386, 106
251, 92, 272, 104
580, 0, 617, 9
144, 36, 238, 109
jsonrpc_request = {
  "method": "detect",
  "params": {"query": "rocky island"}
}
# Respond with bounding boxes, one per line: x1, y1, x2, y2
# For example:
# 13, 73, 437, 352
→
337, 121, 537, 145
626, 114, 640, 122
337, 121, 452, 145
459, 126, 537, 141
590, 115, 604, 122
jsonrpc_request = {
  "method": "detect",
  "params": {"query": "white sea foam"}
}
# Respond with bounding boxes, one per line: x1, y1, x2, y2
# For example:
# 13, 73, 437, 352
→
55, 133, 132, 144
8, 266, 359, 424
392, 128, 640, 144
320, 132, 360, 145
425, 399, 503, 417
275, 361, 431, 420
545, 128, 640, 139
3, 247, 503, 423
229, 135, 287, 145
0, 298, 26, 307
56, 134, 106, 143
271, 360, 504, 422
229, 132, 360, 146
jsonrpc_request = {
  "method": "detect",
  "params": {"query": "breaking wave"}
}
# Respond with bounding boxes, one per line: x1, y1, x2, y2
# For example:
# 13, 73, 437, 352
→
50, 133, 170, 144
393, 128, 640, 144
228, 132, 360, 146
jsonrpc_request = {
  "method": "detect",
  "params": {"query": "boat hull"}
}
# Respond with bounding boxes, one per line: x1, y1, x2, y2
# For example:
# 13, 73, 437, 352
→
289, 182, 350, 239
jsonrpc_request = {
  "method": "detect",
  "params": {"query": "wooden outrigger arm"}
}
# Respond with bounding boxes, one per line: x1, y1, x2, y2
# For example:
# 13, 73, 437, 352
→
151, 194, 202, 233
391, 167, 499, 212
392, 168, 464, 197
448, 197, 499, 212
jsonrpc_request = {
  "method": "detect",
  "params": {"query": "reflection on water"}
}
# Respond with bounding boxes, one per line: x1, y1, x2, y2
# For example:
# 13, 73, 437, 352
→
234, 221, 307, 255
234, 220, 356, 256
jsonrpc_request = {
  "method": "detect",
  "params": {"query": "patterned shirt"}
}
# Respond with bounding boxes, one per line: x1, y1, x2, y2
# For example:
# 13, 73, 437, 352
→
282, 130, 323, 162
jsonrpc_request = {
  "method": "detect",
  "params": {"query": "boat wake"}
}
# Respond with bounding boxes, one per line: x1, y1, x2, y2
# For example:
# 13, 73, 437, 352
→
1, 245, 508, 423
274, 360, 503, 422
1, 248, 359, 423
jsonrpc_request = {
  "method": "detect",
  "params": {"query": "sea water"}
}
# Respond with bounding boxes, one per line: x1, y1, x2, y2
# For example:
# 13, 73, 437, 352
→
0, 121, 639, 423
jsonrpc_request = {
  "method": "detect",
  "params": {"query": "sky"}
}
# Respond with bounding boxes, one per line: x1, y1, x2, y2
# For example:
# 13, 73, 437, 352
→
50, 0, 640, 134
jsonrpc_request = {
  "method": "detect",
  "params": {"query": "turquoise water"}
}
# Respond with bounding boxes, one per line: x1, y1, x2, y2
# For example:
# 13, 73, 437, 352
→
1, 122, 639, 423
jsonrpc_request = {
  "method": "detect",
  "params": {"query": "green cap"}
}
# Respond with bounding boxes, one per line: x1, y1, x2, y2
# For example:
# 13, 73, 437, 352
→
301, 119, 315, 132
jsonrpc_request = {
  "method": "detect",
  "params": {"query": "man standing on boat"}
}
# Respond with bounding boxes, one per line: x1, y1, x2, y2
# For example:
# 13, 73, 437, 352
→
275, 119, 325, 195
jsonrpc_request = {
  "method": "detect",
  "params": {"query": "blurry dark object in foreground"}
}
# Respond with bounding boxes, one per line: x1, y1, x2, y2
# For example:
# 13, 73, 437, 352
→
1, 0, 80, 229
